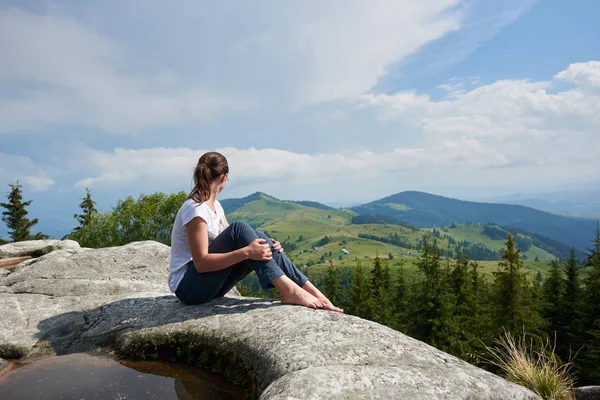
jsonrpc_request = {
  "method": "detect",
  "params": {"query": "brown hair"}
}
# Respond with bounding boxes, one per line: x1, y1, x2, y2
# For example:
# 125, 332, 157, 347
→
189, 152, 229, 203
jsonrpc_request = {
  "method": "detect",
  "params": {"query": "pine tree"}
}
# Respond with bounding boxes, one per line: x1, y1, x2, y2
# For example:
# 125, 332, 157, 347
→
324, 260, 342, 306
370, 254, 393, 326
0, 181, 47, 242
575, 223, 600, 384
410, 234, 457, 352
393, 259, 410, 332
562, 248, 581, 333
491, 233, 545, 339
469, 260, 494, 359
541, 259, 566, 353
348, 260, 372, 320
72, 188, 98, 233
449, 247, 478, 359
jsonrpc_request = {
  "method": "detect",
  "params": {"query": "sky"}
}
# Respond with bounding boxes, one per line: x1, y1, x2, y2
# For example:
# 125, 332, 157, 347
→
1, 0, 599, 239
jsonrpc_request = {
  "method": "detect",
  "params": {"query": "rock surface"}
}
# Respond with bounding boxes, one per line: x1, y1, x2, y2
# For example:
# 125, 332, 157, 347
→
0, 240, 80, 259
0, 240, 539, 400
575, 386, 600, 400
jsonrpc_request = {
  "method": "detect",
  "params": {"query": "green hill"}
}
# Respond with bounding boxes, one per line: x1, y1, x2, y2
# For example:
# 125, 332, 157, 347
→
351, 191, 597, 252
222, 193, 577, 281
222, 194, 573, 296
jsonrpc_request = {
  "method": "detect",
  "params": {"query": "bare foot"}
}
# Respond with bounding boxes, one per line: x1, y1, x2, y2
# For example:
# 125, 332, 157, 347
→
317, 297, 344, 313
301, 281, 344, 313
280, 286, 325, 309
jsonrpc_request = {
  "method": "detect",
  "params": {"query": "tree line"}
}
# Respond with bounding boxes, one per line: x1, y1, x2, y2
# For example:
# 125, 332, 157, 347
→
312, 231, 600, 386
0, 182, 99, 244
0, 182, 185, 247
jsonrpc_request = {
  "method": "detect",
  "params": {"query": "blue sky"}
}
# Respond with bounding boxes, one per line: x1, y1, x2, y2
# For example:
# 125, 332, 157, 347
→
1, 0, 599, 239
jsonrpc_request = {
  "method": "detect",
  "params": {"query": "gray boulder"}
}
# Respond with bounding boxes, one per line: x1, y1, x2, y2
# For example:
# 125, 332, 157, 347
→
0, 240, 538, 400
0, 240, 80, 259
575, 386, 600, 400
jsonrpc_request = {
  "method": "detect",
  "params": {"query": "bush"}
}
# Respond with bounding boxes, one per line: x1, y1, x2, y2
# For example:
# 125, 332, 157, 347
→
71, 191, 187, 248
484, 331, 575, 400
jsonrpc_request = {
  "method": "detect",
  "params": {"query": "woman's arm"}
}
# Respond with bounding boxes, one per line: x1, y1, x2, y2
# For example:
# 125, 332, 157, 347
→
186, 217, 247, 273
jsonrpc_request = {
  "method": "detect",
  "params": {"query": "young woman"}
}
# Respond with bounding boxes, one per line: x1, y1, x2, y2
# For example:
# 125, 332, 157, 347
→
169, 151, 343, 312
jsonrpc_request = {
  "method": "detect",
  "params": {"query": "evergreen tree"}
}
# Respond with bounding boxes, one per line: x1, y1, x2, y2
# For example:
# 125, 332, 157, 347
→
370, 254, 394, 326
491, 233, 545, 338
449, 247, 478, 359
561, 247, 581, 361
348, 260, 372, 320
0, 181, 47, 242
392, 259, 410, 332
410, 234, 457, 352
324, 260, 342, 306
575, 223, 600, 384
541, 259, 566, 352
469, 260, 494, 360
72, 188, 98, 234
535, 271, 543, 287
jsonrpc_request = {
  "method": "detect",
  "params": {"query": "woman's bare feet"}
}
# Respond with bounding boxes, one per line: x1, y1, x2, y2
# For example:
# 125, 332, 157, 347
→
301, 281, 344, 313
272, 276, 325, 309
317, 297, 344, 313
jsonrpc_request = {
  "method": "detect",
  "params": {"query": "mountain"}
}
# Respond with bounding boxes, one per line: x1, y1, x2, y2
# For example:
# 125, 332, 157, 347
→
482, 185, 600, 215
351, 191, 598, 252
224, 192, 573, 262
221, 192, 336, 213
289, 200, 336, 210
220, 192, 273, 214
504, 198, 600, 216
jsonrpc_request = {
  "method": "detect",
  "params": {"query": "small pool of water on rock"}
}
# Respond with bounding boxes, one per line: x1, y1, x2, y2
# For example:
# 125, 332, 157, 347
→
0, 353, 247, 399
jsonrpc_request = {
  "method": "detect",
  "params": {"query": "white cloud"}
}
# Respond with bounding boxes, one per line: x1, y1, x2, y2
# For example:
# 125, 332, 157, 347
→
74, 140, 508, 192
0, 1, 470, 134
0, 7, 249, 134
0, 153, 59, 190
364, 62, 600, 148
67, 61, 600, 201
23, 176, 55, 192
555, 61, 600, 89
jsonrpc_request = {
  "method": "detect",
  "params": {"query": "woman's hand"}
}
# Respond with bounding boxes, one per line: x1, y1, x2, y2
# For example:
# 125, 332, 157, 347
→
245, 238, 273, 261
270, 238, 284, 253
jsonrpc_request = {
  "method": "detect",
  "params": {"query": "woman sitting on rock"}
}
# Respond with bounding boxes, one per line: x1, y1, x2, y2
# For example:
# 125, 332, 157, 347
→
168, 151, 343, 312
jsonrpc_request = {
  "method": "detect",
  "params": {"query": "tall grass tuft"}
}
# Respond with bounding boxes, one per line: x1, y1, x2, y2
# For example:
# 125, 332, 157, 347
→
484, 331, 576, 400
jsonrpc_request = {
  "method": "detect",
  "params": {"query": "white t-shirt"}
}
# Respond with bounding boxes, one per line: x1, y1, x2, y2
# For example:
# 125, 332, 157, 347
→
168, 197, 227, 292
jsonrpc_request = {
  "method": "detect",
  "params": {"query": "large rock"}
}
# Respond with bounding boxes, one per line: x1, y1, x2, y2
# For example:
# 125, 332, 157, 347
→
0, 240, 538, 400
0, 240, 80, 259
575, 386, 600, 400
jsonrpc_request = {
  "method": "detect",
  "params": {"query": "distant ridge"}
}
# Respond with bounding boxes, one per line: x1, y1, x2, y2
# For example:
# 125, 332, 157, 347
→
220, 192, 275, 214
351, 191, 598, 252
290, 200, 335, 210
221, 192, 335, 213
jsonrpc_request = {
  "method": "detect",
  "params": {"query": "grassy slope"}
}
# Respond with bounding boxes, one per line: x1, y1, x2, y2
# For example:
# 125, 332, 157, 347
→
227, 194, 557, 283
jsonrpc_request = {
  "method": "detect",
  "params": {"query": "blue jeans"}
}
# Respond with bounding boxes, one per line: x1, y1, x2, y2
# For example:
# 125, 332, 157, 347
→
175, 221, 309, 305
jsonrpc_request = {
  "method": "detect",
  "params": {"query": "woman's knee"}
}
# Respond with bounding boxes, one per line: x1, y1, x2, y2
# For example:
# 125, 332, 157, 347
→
254, 230, 270, 242
230, 221, 253, 232
229, 221, 258, 245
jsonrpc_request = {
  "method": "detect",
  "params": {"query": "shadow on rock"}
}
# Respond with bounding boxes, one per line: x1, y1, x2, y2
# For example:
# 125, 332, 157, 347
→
34, 295, 278, 357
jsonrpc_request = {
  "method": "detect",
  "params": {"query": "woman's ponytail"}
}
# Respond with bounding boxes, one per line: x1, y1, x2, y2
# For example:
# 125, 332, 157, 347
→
189, 152, 229, 203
